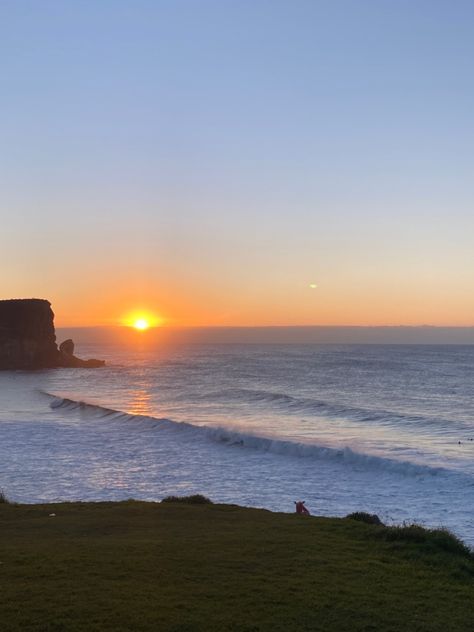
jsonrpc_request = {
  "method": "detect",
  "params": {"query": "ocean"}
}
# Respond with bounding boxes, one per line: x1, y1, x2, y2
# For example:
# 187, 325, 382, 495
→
1, 342, 474, 543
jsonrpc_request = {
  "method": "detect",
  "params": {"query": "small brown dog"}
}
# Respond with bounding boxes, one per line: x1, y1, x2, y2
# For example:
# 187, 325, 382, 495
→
294, 500, 310, 515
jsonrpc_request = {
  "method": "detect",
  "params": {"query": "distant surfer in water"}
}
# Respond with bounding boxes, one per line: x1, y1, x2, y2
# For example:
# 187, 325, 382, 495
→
294, 500, 310, 515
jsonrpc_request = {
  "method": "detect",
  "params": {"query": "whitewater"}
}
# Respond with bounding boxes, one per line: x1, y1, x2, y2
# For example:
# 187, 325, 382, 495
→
1, 343, 474, 543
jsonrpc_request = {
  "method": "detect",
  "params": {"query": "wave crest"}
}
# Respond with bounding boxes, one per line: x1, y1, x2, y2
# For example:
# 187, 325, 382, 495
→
209, 387, 464, 429
42, 391, 445, 478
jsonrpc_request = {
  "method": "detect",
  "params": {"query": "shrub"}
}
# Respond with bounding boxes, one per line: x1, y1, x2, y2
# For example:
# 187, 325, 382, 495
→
377, 523, 472, 559
161, 494, 212, 505
0, 489, 9, 504
346, 511, 384, 526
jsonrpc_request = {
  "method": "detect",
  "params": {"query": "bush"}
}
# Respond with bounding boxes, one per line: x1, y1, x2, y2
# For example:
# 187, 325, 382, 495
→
0, 489, 9, 504
377, 524, 472, 559
161, 494, 212, 505
346, 512, 384, 526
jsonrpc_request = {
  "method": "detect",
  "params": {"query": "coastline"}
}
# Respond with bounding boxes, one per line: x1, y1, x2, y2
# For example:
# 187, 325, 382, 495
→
3, 344, 474, 548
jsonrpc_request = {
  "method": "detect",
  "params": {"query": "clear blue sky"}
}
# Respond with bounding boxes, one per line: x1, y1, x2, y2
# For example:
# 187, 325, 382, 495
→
1, 1, 473, 326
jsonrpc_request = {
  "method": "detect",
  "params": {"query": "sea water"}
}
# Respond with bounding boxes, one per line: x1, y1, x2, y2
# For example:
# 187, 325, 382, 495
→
1, 343, 474, 543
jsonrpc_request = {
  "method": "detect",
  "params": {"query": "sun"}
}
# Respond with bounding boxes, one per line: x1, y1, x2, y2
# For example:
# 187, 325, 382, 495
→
122, 311, 162, 330
133, 318, 150, 331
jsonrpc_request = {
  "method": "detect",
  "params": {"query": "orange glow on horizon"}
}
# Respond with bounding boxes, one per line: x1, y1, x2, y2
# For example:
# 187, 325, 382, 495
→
32, 272, 474, 329
122, 311, 163, 330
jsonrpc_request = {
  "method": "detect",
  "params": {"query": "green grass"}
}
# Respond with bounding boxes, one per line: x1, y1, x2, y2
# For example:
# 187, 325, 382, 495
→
1, 501, 473, 631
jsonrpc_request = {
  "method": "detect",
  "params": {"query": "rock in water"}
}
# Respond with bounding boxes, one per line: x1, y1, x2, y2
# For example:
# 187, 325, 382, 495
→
0, 298, 105, 370
57, 338, 105, 368
59, 338, 75, 356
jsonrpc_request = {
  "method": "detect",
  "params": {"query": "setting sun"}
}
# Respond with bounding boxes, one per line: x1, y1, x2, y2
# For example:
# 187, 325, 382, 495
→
133, 318, 149, 331
121, 311, 162, 330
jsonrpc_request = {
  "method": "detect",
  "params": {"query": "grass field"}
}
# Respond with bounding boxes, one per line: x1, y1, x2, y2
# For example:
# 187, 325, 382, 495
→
1, 500, 473, 631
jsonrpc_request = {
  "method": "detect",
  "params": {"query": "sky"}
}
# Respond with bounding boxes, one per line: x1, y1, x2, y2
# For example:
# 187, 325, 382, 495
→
1, 1, 473, 327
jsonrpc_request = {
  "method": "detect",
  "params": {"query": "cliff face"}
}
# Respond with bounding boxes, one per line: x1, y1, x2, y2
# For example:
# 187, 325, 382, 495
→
0, 298, 104, 370
0, 299, 59, 369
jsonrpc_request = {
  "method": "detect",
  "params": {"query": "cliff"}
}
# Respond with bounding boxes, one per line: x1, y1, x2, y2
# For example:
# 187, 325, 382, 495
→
0, 299, 104, 370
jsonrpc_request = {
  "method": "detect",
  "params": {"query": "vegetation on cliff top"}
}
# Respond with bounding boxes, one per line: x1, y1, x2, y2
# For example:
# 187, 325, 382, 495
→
0, 500, 473, 631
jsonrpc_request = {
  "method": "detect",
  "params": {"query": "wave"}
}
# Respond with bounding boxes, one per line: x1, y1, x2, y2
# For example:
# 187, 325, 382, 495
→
41, 391, 448, 478
205, 387, 468, 430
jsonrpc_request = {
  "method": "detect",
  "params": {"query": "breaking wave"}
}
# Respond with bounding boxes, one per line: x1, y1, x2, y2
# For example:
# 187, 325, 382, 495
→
41, 391, 450, 478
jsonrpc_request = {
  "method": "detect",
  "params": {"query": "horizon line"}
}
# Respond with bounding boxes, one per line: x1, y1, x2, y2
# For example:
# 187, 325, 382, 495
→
56, 324, 474, 330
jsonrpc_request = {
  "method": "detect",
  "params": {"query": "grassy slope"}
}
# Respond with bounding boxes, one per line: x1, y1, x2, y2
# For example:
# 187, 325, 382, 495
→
0, 501, 473, 632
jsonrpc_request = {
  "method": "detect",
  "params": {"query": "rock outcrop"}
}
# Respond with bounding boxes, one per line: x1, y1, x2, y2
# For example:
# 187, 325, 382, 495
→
0, 299, 105, 370
57, 337, 104, 368
59, 338, 75, 356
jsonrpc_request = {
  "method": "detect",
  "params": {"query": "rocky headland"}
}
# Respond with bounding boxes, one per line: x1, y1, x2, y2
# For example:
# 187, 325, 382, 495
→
0, 298, 104, 369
